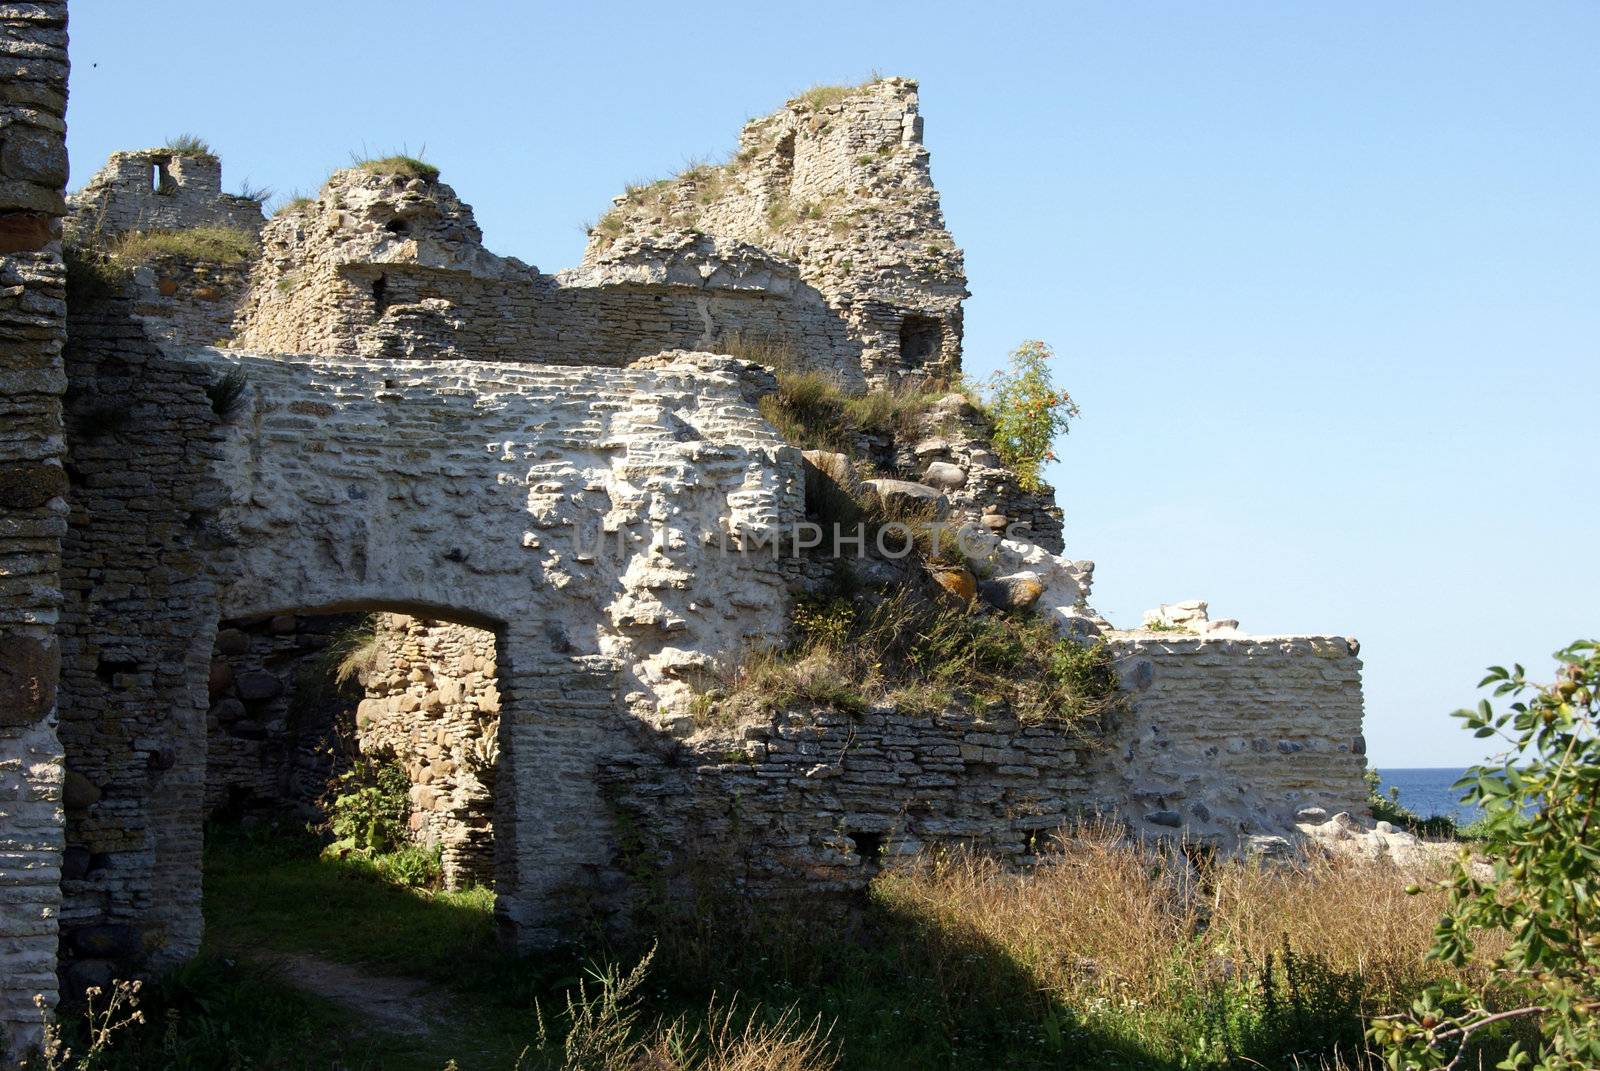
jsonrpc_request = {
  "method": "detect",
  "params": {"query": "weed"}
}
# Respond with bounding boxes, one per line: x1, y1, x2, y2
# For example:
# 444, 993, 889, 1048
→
234, 178, 272, 203
204, 367, 248, 418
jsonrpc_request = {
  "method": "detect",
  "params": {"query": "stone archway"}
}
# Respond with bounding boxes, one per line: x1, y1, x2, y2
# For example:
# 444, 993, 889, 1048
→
200, 346, 800, 951
49, 336, 800, 988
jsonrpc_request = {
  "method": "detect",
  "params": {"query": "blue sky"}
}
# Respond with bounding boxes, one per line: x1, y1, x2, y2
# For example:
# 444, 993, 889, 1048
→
65, 2, 1598, 767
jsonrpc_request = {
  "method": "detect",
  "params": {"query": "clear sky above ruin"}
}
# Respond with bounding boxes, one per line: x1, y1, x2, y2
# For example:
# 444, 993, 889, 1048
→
63, 0, 1599, 767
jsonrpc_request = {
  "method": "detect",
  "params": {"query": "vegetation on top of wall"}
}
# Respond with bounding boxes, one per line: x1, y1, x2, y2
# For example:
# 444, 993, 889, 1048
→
353, 154, 440, 182
163, 133, 216, 160
232, 178, 272, 203
692, 589, 1124, 731
61, 239, 129, 304
749, 356, 976, 456
272, 191, 315, 216
107, 224, 257, 266
791, 74, 884, 112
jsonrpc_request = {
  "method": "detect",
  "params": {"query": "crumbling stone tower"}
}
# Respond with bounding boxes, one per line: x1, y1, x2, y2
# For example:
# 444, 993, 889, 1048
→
585, 78, 967, 387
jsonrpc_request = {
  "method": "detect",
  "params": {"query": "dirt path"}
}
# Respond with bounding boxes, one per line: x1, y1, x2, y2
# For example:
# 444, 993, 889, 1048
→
260, 950, 452, 1037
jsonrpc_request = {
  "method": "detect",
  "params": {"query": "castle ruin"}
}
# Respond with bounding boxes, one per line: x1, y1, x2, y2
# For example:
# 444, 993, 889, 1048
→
0, 2, 1368, 1055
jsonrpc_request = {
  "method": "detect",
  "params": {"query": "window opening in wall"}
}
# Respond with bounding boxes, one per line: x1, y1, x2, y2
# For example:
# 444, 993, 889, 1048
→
372, 274, 388, 318
151, 157, 177, 196
899, 315, 942, 369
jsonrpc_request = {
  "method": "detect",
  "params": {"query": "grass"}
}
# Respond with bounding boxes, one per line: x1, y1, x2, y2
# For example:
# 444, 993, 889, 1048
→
752, 360, 977, 455
53, 820, 1529, 1071
274, 194, 314, 215
163, 133, 215, 160
107, 224, 257, 265
204, 367, 248, 418
792, 76, 883, 112
693, 590, 1124, 729
353, 154, 441, 182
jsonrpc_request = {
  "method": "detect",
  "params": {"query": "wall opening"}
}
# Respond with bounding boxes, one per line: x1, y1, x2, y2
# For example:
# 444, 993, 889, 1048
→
898, 315, 942, 369
204, 610, 502, 892
774, 131, 796, 195
152, 157, 175, 196
371, 273, 388, 318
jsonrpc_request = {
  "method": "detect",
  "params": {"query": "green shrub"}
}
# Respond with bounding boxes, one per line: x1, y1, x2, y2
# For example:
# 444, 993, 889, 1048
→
986, 340, 1079, 492
1365, 768, 1464, 839
372, 843, 443, 890
323, 756, 411, 855
1376, 640, 1600, 1070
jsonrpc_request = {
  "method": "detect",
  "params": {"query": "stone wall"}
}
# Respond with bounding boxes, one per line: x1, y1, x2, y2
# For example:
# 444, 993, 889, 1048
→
232, 170, 861, 379
0, 0, 68, 1054
604, 633, 1367, 899
204, 613, 362, 821
54, 292, 228, 995
65, 149, 263, 237
357, 614, 499, 888
122, 253, 252, 348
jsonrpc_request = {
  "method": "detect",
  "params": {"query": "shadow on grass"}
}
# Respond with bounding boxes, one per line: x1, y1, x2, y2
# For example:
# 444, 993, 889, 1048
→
183, 823, 1183, 1071
87, 823, 1458, 1070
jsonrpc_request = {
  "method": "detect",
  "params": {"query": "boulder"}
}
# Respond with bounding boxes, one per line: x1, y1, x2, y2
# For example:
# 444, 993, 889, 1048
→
929, 566, 977, 602
63, 770, 101, 809
235, 670, 285, 702
0, 632, 59, 726
863, 479, 948, 519
978, 571, 1044, 611
215, 628, 250, 655
801, 450, 864, 522
922, 461, 967, 491
208, 659, 234, 699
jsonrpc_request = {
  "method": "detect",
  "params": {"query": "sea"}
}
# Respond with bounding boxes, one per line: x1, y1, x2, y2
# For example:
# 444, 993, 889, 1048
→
1375, 767, 1481, 824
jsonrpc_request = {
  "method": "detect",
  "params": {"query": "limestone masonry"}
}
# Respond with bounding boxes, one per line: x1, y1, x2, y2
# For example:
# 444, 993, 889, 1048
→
0, 5, 1369, 1056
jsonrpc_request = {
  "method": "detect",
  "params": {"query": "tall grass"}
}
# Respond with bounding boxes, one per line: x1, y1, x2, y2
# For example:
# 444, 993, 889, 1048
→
693, 590, 1123, 729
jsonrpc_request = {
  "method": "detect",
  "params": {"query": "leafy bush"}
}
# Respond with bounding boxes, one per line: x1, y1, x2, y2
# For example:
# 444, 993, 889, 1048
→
322, 756, 411, 855
371, 843, 443, 890
986, 340, 1079, 492
1375, 640, 1600, 1070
